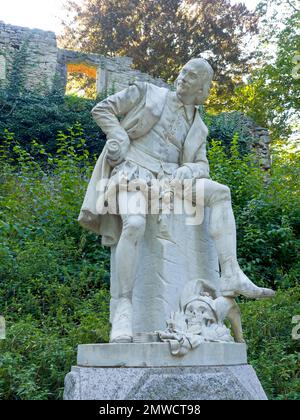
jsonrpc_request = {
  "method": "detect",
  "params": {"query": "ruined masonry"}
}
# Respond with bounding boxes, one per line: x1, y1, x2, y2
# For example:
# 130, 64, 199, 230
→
0, 21, 168, 95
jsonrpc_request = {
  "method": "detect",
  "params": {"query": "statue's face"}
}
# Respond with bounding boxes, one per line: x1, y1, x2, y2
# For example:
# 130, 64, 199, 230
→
176, 61, 212, 105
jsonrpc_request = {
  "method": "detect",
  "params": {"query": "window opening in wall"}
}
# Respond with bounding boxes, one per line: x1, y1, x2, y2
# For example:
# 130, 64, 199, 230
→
66, 62, 97, 99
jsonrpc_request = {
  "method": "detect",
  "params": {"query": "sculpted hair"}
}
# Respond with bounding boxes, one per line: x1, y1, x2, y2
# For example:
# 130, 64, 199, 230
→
189, 57, 214, 85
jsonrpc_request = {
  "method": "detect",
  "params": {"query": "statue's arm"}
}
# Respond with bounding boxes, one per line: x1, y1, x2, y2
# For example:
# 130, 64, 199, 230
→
91, 84, 142, 164
175, 113, 210, 181
174, 145, 210, 181
183, 141, 210, 179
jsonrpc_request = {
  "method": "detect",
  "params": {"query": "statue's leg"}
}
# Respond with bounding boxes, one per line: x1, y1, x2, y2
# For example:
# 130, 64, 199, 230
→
203, 179, 275, 299
110, 190, 147, 343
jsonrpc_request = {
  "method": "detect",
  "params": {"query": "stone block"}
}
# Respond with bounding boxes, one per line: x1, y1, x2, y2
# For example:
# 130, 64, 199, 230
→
64, 363, 267, 400
77, 342, 247, 368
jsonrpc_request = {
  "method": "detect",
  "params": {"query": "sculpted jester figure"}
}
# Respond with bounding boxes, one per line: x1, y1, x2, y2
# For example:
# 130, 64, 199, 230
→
78, 58, 275, 344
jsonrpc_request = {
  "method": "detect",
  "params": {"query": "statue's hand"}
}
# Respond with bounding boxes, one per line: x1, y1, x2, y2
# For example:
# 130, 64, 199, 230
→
172, 166, 193, 182
106, 138, 129, 167
107, 139, 122, 160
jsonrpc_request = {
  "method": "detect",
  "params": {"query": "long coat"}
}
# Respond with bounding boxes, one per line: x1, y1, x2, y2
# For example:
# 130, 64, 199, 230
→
78, 82, 210, 246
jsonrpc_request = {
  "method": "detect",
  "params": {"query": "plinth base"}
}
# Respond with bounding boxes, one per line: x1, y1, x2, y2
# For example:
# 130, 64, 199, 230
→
64, 365, 267, 400
64, 343, 267, 400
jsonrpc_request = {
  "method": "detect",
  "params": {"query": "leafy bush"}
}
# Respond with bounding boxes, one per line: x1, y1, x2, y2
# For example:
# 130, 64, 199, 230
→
0, 91, 106, 156
206, 111, 258, 155
241, 287, 300, 400
0, 127, 110, 399
208, 137, 300, 290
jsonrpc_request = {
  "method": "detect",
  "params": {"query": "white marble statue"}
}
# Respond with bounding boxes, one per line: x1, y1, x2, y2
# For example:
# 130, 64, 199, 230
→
78, 58, 275, 344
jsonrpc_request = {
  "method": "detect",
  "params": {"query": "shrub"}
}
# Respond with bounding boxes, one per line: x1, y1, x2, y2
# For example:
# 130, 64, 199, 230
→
209, 136, 300, 290
0, 127, 110, 399
0, 91, 106, 156
241, 287, 300, 400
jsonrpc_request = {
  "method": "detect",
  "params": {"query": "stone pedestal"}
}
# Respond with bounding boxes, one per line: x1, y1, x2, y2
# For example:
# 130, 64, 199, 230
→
63, 343, 267, 400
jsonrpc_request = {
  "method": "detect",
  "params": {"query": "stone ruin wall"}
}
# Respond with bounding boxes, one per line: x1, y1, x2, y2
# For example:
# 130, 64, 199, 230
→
246, 122, 271, 172
0, 22, 58, 93
0, 21, 168, 95
0, 21, 271, 170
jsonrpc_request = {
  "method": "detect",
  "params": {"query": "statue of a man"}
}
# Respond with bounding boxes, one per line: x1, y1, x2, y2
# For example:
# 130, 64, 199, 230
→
78, 58, 274, 343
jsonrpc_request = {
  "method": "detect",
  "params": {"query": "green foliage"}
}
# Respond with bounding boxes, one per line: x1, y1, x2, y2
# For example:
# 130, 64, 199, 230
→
5, 37, 30, 99
0, 128, 110, 399
206, 111, 257, 155
0, 92, 106, 156
229, 0, 300, 139
208, 134, 265, 207
241, 287, 300, 400
0, 128, 299, 399
61, 0, 258, 98
208, 137, 300, 290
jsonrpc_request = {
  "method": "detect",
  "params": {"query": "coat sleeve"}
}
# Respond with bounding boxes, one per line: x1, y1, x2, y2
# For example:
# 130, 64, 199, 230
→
183, 145, 210, 179
91, 84, 143, 144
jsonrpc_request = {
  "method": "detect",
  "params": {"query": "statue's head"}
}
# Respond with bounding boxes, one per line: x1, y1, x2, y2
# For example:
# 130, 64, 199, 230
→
176, 58, 214, 105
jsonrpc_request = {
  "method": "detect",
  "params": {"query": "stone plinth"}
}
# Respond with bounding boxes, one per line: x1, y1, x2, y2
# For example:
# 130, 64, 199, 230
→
64, 366, 267, 401
77, 342, 247, 368
64, 343, 267, 400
